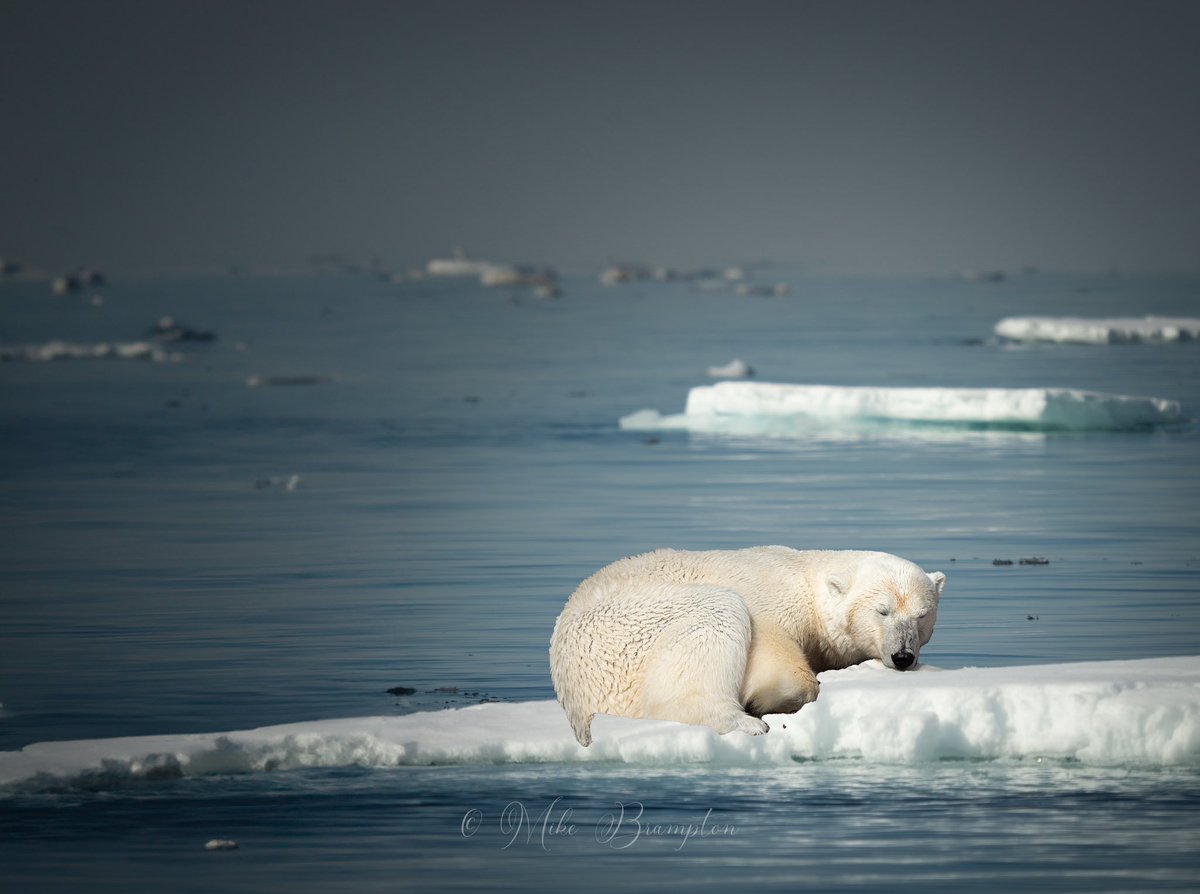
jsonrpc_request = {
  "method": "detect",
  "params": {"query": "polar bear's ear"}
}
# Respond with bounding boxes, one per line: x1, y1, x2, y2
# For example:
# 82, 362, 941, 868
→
928, 571, 946, 596
827, 573, 850, 598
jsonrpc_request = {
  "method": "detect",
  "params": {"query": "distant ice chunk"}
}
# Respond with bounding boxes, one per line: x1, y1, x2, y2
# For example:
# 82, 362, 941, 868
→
425, 247, 493, 278
204, 839, 239, 851
0, 658, 1195, 789
151, 316, 215, 343
620, 382, 1182, 434
254, 475, 301, 492
479, 264, 558, 289
0, 340, 182, 363
995, 316, 1200, 344
706, 358, 754, 379
246, 375, 332, 388
599, 264, 651, 286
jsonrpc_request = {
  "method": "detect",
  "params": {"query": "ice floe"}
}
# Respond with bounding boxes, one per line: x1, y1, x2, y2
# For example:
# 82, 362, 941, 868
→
619, 382, 1182, 434
995, 316, 1200, 344
1, 657, 1196, 791
245, 375, 332, 388
0, 340, 183, 363
706, 359, 754, 379
425, 248, 493, 278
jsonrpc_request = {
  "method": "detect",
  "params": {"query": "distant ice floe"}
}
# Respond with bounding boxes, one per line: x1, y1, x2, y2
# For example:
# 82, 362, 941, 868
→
620, 382, 1182, 434
0, 340, 183, 363
0, 658, 1195, 791
425, 248, 493, 279
151, 316, 215, 343
425, 248, 559, 293
995, 316, 1200, 345
245, 375, 332, 388
706, 358, 754, 379
479, 264, 558, 290
254, 474, 301, 492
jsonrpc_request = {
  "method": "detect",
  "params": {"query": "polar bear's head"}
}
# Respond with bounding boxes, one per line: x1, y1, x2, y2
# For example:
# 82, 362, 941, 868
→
828, 556, 946, 671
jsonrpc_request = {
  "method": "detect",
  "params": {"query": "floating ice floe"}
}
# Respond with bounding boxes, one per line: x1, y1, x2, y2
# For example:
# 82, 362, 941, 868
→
599, 264, 652, 286
245, 375, 332, 388
425, 248, 494, 278
254, 475, 301, 492
151, 316, 215, 343
0, 340, 183, 363
479, 264, 558, 289
0, 658, 1195, 790
50, 268, 105, 295
734, 281, 790, 297
706, 359, 754, 379
995, 316, 1200, 344
619, 382, 1182, 434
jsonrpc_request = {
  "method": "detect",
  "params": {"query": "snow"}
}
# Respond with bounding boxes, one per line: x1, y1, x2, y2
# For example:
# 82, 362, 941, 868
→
995, 316, 1200, 344
2, 657, 1196, 790
620, 382, 1182, 433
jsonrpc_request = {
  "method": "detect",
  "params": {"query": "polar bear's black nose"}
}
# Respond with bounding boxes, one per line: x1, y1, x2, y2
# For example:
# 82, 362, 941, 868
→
891, 650, 915, 670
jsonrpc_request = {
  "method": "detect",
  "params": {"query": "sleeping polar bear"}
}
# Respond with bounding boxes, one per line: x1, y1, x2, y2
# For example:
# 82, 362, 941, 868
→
549, 547, 945, 746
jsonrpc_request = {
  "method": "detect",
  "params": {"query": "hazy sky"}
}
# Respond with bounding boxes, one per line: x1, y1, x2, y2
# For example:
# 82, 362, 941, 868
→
2, 0, 1198, 275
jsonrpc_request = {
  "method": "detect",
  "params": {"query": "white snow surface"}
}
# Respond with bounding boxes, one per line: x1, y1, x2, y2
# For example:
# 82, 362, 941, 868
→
2, 657, 1196, 790
995, 315, 1200, 344
619, 382, 1181, 433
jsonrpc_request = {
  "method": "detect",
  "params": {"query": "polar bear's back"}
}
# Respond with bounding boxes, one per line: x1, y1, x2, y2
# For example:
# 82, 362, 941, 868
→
558, 546, 804, 613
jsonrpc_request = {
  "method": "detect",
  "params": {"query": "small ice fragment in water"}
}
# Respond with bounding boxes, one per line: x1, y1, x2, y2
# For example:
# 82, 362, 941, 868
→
152, 316, 215, 343
204, 839, 239, 851
707, 359, 755, 379
253, 475, 301, 491
246, 375, 331, 388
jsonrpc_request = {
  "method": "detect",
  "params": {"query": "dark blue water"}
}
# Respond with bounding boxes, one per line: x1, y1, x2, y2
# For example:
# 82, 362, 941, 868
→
1, 270, 1198, 891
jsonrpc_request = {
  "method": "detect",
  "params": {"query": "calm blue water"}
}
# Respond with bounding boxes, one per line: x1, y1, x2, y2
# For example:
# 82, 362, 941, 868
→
2, 269, 1199, 891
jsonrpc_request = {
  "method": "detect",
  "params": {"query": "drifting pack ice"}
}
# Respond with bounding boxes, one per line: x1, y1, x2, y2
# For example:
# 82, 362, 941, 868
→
995, 315, 1200, 344
620, 382, 1181, 434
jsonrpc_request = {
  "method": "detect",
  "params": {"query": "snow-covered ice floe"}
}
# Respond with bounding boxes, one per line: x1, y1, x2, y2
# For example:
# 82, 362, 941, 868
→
995, 316, 1200, 344
619, 382, 1182, 434
1, 658, 1196, 790
0, 340, 183, 363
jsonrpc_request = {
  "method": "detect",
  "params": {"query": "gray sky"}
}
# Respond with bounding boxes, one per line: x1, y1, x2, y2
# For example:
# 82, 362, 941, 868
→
2, 0, 1198, 275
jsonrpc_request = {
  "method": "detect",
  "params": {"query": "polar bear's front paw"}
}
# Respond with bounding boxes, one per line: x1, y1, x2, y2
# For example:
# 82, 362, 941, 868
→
731, 714, 770, 737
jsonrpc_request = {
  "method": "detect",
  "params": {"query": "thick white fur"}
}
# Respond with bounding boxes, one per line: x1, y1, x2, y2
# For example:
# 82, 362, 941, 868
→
549, 547, 946, 746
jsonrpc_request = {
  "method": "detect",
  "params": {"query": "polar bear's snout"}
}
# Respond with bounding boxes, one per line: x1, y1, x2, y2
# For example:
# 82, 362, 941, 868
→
882, 619, 922, 669
891, 650, 916, 670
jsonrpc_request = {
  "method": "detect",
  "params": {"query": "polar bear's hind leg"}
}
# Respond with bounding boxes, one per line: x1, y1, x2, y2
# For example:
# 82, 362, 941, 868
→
639, 587, 769, 736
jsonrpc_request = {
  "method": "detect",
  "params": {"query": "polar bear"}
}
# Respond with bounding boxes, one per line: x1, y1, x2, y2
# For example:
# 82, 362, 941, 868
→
549, 547, 945, 746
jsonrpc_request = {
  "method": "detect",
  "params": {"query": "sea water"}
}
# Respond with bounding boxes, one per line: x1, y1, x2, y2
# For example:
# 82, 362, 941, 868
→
1, 269, 1198, 892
